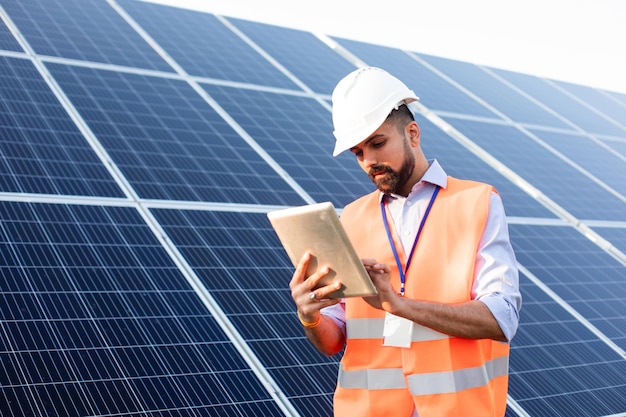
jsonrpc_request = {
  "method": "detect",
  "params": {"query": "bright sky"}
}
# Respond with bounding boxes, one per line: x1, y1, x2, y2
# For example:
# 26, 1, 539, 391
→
145, 0, 626, 94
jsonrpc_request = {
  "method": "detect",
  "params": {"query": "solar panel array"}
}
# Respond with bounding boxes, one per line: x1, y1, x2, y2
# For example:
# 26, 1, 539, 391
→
0, 1, 624, 416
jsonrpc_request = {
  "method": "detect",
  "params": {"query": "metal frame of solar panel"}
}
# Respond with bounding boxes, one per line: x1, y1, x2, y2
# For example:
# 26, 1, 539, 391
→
0, 0, 624, 416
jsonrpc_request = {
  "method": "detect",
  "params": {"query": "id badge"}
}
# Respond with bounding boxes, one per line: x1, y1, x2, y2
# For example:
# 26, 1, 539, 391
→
382, 312, 413, 348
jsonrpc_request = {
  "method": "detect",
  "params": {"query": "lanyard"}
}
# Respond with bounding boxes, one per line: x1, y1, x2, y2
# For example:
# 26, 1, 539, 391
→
381, 186, 440, 296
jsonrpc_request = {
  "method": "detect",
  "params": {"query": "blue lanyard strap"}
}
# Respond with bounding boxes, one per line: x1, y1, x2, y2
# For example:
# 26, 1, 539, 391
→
381, 186, 440, 296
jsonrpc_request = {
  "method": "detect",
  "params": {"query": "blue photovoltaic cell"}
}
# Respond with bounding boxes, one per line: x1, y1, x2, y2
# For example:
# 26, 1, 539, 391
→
45, 62, 306, 206
509, 224, 626, 351
601, 138, 626, 158
609, 90, 626, 107
117, 0, 300, 89
416, 114, 556, 218
227, 17, 356, 95
151, 208, 341, 417
332, 37, 500, 119
417, 53, 574, 130
492, 67, 626, 137
591, 226, 626, 255
3, 0, 172, 72
0, 56, 123, 197
528, 128, 626, 196
0, 201, 283, 417
0, 19, 22, 52
555, 81, 626, 128
553, 80, 626, 129
445, 118, 626, 221
202, 82, 374, 208
508, 270, 626, 416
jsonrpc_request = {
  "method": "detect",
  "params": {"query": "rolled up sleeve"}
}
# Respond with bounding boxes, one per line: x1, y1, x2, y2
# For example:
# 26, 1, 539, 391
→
473, 193, 522, 342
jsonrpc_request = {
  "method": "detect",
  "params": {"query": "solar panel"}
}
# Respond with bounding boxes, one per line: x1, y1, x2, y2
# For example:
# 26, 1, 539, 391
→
0, 0, 624, 416
2, 0, 172, 71
590, 226, 626, 254
440, 118, 626, 221
506, 223, 626, 416
332, 36, 500, 119
552, 80, 626, 128
525, 128, 626, 197
0, 19, 21, 52
0, 201, 286, 416
226, 18, 356, 95
415, 114, 557, 219
150, 208, 339, 416
491, 67, 626, 137
200, 82, 369, 208
603, 138, 626, 158
510, 273, 626, 416
510, 224, 626, 349
416, 53, 577, 130
609, 90, 626, 107
45, 62, 306, 206
0, 56, 124, 197
117, 0, 300, 89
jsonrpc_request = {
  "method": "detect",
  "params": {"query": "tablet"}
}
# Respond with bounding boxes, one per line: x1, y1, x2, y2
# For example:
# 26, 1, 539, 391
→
267, 202, 377, 298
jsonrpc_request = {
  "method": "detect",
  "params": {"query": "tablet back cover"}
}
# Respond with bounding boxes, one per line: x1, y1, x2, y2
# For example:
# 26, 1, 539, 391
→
267, 202, 376, 298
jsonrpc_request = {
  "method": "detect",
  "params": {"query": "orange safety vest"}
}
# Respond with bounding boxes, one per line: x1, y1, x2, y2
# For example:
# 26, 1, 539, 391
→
335, 177, 510, 417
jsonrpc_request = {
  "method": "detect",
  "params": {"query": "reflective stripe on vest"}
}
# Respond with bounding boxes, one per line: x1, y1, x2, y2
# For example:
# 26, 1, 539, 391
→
408, 356, 509, 396
338, 366, 407, 390
338, 356, 508, 396
347, 318, 451, 342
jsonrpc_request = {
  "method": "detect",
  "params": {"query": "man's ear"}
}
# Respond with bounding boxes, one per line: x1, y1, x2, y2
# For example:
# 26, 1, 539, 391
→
407, 121, 421, 147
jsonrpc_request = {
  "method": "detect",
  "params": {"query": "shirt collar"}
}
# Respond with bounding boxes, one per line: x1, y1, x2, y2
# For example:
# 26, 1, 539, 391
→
420, 159, 447, 189
378, 159, 447, 203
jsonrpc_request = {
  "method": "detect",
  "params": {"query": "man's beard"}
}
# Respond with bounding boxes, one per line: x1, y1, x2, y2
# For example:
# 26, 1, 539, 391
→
367, 143, 415, 194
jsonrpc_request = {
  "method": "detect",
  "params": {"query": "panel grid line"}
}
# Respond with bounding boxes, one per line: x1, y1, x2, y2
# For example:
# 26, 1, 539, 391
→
543, 77, 626, 133
517, 263, 625, 359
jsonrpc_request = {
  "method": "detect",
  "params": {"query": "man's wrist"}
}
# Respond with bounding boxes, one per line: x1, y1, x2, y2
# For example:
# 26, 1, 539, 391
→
297, 310, 321, 328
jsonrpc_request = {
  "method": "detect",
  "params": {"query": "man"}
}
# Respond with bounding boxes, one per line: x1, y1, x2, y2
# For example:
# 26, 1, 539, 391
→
290, 67, 521, 417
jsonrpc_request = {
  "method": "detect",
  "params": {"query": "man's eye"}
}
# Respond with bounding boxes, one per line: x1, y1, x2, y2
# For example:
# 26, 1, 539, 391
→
373, 141, 385, 148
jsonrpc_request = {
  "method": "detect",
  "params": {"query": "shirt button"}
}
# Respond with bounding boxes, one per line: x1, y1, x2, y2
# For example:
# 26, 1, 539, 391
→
406, 201, 412, 206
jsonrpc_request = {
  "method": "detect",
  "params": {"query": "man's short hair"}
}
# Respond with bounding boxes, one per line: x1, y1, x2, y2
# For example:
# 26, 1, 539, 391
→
387, 104, 414, 132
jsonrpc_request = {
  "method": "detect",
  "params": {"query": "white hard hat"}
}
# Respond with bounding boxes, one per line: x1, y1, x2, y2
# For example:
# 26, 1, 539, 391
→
331, 67, 419, 156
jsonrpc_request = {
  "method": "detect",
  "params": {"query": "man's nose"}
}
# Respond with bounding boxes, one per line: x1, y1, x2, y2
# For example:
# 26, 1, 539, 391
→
361, 149, 377, 168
